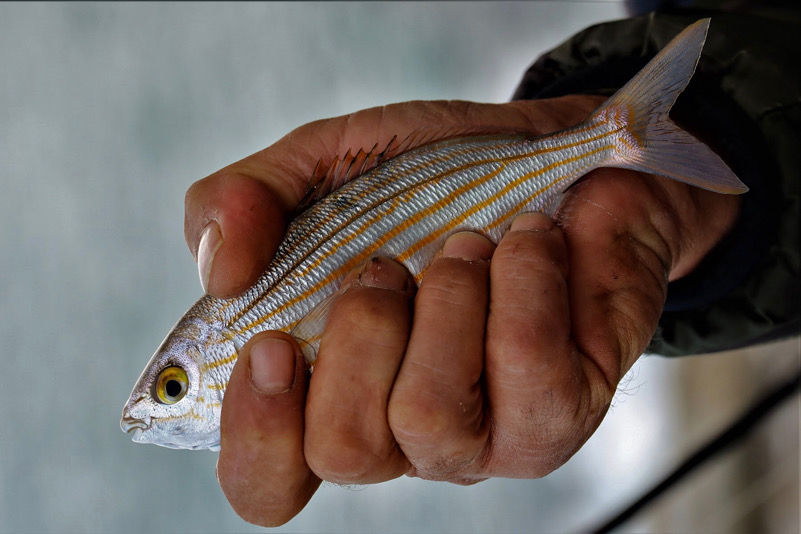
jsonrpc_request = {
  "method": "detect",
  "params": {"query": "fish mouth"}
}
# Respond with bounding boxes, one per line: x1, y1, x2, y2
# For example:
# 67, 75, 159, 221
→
120, 415, 151, 434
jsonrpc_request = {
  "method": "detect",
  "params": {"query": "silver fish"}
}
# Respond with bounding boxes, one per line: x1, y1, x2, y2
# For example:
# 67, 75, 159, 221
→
121, 19, 746, 450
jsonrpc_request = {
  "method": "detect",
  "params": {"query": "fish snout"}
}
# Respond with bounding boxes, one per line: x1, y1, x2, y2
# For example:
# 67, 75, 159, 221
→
120, 414, 151, 435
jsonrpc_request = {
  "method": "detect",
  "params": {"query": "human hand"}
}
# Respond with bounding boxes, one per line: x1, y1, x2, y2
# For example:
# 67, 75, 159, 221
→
184, 98, 740, 526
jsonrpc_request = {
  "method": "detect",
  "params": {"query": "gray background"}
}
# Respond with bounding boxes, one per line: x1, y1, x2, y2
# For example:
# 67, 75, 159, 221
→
1, 2, 797, 533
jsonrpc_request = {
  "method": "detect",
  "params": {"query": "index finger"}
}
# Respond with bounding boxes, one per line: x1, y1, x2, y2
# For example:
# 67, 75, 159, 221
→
183, 98, 603, 299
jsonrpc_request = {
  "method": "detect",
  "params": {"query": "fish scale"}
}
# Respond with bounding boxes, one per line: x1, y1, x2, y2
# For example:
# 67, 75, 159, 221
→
234, 131, 609, 340
122, 19, 747, 450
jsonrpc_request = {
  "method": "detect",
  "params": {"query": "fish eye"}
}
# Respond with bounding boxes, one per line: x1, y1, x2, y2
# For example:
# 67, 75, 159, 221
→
154, 366, 189, 405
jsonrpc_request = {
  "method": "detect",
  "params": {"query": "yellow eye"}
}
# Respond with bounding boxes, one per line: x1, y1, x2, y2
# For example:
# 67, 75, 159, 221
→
154, 366, 188, 405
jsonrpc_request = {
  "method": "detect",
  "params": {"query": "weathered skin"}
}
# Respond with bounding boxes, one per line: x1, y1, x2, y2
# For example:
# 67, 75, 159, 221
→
121, 19, 746, 451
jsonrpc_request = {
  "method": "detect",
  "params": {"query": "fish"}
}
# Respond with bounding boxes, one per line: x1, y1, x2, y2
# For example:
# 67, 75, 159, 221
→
121, 19, 747, 451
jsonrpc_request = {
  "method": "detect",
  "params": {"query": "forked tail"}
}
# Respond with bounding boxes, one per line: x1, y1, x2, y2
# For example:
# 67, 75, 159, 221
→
594, 18, 748, 194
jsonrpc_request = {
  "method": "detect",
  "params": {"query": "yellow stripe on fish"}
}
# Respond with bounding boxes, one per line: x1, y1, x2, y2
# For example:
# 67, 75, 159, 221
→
121, 19, 748, 451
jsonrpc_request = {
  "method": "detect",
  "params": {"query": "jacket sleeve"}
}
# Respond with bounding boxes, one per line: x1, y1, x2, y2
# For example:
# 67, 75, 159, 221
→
512, 9, 800, 356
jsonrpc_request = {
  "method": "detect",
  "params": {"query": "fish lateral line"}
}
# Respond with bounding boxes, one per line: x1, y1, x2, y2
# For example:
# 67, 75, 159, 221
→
228, 125, 617, 327
122, 18, 748, 451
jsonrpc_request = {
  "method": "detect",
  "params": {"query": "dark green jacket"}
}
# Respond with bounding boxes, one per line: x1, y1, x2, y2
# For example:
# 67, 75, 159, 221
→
512, 5, 800, 356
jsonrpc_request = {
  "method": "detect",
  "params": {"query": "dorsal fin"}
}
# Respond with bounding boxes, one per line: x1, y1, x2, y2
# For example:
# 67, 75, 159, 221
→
295, 124, 520, 213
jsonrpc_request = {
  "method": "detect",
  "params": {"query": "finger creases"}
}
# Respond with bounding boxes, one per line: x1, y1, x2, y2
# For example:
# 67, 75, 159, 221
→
481, 216, 590, 477
388, 233, 493, 480
304, 257, 415, 485
487, 213, 571, 375
557, 171, 672, 385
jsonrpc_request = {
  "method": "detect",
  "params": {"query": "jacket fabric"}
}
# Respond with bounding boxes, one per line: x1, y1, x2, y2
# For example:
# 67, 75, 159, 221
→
512, 6, 800, 356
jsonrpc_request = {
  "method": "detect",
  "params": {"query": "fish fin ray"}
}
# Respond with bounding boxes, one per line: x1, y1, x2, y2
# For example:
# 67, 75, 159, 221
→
596, 18, 747, 194
296, 158, 330, 213
289, 287, 343, 368
296, 139, 395, 213
296, 125, 521, 213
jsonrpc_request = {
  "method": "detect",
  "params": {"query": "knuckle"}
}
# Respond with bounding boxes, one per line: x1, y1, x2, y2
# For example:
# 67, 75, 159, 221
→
305, 393, 400, 485
305, 432, 388, 484
388, 387, 487, 478
389, 389, 455, 445
487, 416, 586, 479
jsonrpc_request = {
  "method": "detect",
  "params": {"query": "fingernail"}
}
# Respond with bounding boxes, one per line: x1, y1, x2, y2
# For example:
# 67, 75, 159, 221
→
249, 338, 296, 394
359, 257, 410, 291
198, 221, 223, 293
441, 232, 494, 261
510, 212, 554, 232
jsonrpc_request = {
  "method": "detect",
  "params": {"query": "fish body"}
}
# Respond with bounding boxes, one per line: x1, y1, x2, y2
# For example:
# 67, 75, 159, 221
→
121, 19, 746, 450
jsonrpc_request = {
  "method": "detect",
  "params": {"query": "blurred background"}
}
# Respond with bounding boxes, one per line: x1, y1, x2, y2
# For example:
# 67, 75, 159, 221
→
0, 2, 797, 532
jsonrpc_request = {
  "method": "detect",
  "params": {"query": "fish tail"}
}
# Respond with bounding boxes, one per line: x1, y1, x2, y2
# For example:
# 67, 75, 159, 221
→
594, 18, 748, 194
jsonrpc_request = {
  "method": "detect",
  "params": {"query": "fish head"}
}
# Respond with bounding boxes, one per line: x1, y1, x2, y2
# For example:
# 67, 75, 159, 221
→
121, 310, 230, 451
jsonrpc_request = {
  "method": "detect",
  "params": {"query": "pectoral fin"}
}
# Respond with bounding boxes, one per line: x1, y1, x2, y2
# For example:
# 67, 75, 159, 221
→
289, 288, 344, 369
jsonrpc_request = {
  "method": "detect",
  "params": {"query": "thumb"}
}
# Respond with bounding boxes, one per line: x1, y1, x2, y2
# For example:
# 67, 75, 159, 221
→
216, 331, 320, 527
184, 98, 606, 299
185, 172, 293, 298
